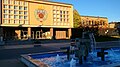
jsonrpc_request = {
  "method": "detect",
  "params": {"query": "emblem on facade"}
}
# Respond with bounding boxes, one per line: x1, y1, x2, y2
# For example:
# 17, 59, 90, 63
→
34, 8, 47, 22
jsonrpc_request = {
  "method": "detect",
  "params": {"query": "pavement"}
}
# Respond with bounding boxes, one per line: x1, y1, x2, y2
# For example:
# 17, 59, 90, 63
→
0, 40, 120, 67
0, 42, 70, 67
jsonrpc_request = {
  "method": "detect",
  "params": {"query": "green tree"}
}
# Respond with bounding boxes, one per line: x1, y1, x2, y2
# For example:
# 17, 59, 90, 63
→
73, 9, 81, 28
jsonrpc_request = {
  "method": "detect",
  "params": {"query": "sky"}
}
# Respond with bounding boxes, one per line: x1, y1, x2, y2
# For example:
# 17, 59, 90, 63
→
53, 0, 120, 22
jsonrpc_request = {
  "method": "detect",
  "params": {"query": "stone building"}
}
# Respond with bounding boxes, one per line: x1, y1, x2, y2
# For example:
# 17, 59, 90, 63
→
0, 0, 73, 40
80, 15, 108, 28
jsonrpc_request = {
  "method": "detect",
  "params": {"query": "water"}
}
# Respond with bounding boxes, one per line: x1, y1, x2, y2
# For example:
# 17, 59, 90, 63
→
56, 54, 61, 63
35, 48, 120, 67
70, 58, 76, 67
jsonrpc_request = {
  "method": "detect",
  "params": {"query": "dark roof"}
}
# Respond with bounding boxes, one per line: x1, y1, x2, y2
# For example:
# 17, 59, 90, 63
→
81, 15, 108, 19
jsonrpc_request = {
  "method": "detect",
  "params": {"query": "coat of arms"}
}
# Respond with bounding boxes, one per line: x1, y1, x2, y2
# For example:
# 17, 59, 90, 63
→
34, 9, 47, 22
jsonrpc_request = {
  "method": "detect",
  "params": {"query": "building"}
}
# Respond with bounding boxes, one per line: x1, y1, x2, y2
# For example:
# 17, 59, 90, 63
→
0, 0, 73, 41
80, 15, 108, 28
109, 22, 120, 28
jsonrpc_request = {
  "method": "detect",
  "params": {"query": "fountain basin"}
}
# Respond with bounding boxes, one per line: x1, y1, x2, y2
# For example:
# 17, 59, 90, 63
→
20, 48, 120, 67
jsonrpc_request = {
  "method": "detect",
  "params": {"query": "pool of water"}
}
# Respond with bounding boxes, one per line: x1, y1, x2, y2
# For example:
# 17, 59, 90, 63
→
29, 48, 120, 67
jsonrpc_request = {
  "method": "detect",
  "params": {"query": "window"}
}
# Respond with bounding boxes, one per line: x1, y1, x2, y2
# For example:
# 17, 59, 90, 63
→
19, 6, 23, 10
9, 0, 13, 4
4, 10, 8, 13
14, 20, 18, 24
19, 11, 23, 14
19, 1, 23, 5
60, 15, 62, 17
67, 11, 69, 14
57, 11, 59, 14
3, 0, 8, 4
9, 15, 13, 19
9, 5, 13, 9
63, 11, 65, 14
14, 11, 18, 14
24, 2, 28, 6
14, 1, 19, 5
24, 11, 27, 15
9, 10, 13, 14
53, 14, 56, 17
3, 19, 8, 24
19, 20, 23, 24
19, 16, 23, 19
24, 16, 27, 19
57, 15, 59, 17
57, 18, 60, 21
53, 10, 56, 13
14, 15, 18, 19
24, 20, 28, 24
60, 11, 62, 14
24, 7, 27, 10
10, 20, 13, 23
14, 6, 18, 9
4, 14, 8, 18
4, 5, 8, 8
60, 18, 62, 21
53, 18, 56, 21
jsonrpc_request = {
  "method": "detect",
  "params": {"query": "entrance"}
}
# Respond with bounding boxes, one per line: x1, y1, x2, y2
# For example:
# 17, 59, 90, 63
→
31, 31, 42, 39
21, 31, 28, 39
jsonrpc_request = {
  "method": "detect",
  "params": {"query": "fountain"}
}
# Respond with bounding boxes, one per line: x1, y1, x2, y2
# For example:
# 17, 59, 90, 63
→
20, 32, 120, 67
70, 58, 76, 67
56, 54, 61, 63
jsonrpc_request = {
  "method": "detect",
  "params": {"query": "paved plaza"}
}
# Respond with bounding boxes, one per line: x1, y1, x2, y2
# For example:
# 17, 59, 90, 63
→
0, 40, 120, 67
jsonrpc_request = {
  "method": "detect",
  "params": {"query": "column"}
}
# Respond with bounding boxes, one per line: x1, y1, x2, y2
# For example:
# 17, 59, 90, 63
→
28, 27, 31, 40
15, 30, 21, 39
68, 28, 71, 39
50, 28, 53, 39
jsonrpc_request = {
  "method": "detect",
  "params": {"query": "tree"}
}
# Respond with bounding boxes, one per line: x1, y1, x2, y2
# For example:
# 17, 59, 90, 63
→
73, 9, 81, 28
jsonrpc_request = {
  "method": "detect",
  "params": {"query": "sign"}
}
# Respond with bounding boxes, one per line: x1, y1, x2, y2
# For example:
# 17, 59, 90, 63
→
34, 6, 47, 22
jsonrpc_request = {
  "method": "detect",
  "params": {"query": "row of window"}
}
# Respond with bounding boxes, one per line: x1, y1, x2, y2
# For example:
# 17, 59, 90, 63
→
53, 18, 69, 23
3, 14, 28, 19
3, 0, 28, 6
81, 20, 106, 25
53, 6, 69, 11
53, 14, 69, 18
3, 5, 28, 10
3, 10, 28, 15
53, 10, 69, 14
53, 23, 70, 26
3, 19, 28, 24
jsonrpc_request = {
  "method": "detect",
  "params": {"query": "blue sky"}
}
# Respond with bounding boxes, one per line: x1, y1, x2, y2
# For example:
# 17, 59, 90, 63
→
53, 0, 120, 22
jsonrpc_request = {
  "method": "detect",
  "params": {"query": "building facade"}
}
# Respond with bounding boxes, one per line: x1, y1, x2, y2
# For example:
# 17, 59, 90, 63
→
80, 16, 108, 28
0, 0, 73, 40
109, 22, 120, 28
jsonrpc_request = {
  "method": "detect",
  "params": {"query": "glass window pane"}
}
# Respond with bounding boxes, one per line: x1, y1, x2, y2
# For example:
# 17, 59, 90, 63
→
9, 10, 13, 14
24, 11, 27, 15
9, 5, 13, 9
19, 6, 23, 10
24, 7, 27, 10
4, 5, 7, 8
24, 16, 27, 19
19, 11, 23, 14
4, 10, 8, 13
14, 15, 18, 19
14, 6, 18, 9
14, 11, 18, 14
19, 16, 23, 19
4, 14, 8, 18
